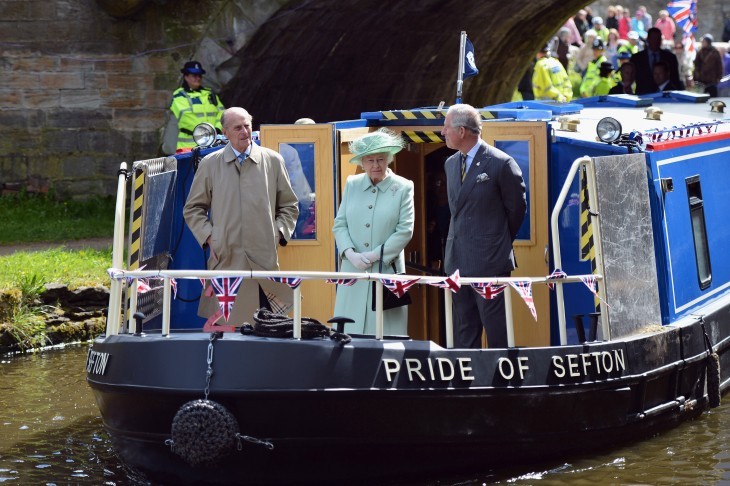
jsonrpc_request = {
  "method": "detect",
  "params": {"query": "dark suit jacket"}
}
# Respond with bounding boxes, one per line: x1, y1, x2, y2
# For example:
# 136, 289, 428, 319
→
444, 141, 526, 277
631, 48, 684, 94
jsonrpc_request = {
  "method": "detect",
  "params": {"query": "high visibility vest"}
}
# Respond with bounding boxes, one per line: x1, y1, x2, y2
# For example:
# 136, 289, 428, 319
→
532, 57, 573, 102
580, 55, 608, 97
593, 76, 615, 95
170, 87, 225, 150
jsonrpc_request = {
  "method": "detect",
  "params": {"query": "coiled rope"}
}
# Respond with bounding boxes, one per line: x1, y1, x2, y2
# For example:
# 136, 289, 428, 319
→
247, 308, 352, 344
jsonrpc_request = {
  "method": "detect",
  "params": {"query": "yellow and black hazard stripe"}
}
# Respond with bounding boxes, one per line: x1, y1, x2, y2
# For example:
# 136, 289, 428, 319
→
579, 167, 599, 311
401, 130, 445, 143
128, 167, 145, 270
381, 110, 445, 120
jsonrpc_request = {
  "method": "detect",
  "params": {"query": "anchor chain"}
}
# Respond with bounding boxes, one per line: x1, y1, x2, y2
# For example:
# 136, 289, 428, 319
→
204, 332, 220, 399
236, 433, 275, 451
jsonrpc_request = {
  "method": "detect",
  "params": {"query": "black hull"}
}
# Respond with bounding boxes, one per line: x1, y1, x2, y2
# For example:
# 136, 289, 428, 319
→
87, 302, 730, 484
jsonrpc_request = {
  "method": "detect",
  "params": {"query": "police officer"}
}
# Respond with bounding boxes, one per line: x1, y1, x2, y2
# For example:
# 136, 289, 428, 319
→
580, 38, 609, 98
532, 43, 573, 103
169, 61, 225, 152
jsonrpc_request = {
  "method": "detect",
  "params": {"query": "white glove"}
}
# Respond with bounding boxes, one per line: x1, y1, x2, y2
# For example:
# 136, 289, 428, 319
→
361, 251, 380, 264
344, 248, 371, 271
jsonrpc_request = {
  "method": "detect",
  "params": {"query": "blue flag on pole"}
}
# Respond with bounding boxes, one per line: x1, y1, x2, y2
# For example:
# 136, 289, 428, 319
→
463, 38, 479, 78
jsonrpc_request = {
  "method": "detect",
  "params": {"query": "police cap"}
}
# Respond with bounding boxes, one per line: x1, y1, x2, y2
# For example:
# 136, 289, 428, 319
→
592, 38, 605, 50
181, 61, 206, 75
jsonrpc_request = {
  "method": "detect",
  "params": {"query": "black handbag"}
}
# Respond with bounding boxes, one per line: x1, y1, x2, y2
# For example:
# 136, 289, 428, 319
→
371, 245, 412, 311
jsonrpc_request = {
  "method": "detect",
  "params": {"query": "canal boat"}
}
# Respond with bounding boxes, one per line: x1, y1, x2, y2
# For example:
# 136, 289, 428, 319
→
87, 93, 730, 485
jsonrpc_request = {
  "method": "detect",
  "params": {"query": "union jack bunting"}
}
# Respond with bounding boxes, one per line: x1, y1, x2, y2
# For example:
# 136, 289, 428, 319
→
429, 270, 461, 293
509, 280, 538, 321
380, 276, 421, 298
210, 277, 243, 322
267, 276, 303, 289
546, 268, 568, 290
170, 278, 178, 300
136, 279, 152, 294
325, 278, 358, 286
580, 275, 597, 295
470, 282, 506, 300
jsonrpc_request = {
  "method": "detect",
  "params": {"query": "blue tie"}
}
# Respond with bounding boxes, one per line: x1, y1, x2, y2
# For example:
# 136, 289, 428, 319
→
238, 152, 246, 165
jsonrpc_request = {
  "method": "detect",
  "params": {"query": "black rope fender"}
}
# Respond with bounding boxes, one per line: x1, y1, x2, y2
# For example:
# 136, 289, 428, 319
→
247, 308, 352, 344
698, 316, 721, 408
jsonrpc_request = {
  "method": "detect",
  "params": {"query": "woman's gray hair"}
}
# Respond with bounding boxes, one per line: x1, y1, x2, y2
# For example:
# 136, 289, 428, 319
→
446, 104, 482, 135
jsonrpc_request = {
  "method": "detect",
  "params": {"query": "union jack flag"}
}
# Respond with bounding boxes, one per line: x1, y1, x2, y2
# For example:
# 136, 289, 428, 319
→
668, 0, 697, 52
210, 277, 243, 322
136, 279, 152, 294
580, 275, 597, 295
430, 270, 461, 293
380, 276, 420, 298
546, 268, 568, 290
470, 281, 506, 300
509, 280, 537, 321
325, 278, 357, 286
267, 276, 303, 289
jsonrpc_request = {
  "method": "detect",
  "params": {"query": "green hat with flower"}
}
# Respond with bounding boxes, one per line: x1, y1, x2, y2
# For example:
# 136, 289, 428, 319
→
348, 128, 405, 164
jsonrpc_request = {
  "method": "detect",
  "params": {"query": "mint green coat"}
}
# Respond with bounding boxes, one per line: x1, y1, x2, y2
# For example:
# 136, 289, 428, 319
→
332, 170, 415, 335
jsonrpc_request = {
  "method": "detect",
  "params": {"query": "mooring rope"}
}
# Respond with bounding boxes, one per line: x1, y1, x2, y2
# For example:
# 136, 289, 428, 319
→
248, 308, 352, 344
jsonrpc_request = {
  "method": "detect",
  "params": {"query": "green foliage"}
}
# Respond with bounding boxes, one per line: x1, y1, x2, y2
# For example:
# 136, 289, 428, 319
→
0, 192, 115, 245
6, 306, 52, 351
0, 248, 112, 291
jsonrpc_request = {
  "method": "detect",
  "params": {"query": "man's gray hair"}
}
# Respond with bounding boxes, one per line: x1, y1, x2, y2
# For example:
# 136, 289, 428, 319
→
447, 104, 482, 135
221, 107, 253, 128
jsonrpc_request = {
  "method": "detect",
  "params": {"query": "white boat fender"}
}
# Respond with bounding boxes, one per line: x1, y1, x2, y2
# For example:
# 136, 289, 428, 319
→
699, 316, 721, 408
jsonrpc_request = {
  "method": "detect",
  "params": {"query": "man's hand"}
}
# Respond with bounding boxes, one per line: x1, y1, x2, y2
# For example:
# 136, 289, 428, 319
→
344, 248, 371, 271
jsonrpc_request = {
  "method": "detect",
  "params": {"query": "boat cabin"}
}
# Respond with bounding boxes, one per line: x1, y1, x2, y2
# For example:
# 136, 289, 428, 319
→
123, 93, 730, 348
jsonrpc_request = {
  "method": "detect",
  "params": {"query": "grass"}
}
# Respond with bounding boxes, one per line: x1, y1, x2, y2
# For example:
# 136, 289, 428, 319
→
0, 192, 115, 244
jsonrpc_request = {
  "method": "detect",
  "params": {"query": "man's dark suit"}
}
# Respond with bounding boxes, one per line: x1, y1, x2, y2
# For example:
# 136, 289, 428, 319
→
631, 48, 684, 94
444, 141, 526, 348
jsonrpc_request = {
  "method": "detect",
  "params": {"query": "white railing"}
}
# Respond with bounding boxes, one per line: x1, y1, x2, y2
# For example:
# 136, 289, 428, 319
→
106, 268, 600, 348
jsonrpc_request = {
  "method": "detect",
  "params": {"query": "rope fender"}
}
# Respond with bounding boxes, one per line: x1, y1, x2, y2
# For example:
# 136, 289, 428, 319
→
168, 399, 239, 466
249, 308, 352, 344
699, 316, 721, 408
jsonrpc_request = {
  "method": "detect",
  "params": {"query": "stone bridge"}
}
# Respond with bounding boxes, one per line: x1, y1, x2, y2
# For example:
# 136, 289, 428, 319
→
0, 0, 725, 197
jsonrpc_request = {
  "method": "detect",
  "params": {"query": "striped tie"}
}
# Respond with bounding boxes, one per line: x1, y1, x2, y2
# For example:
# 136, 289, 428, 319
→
238, 152, 246, 165
460, 153, 467, 182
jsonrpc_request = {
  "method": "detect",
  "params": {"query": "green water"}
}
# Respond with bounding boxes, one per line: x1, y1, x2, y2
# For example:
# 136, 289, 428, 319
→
1, 345, 729, 485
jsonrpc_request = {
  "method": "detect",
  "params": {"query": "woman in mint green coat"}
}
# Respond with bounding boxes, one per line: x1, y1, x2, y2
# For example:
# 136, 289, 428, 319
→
332, 129, 415, 335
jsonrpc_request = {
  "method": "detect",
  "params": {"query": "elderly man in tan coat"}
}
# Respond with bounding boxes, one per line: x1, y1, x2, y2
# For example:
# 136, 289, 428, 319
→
184, 107, 299, 325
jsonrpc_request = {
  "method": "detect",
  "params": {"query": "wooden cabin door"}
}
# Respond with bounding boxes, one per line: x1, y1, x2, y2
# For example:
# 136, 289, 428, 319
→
483, 122, 550, 346
260, 124, 336, 323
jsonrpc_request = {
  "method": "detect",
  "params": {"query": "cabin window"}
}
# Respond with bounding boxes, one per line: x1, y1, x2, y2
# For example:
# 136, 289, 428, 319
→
279, 142, 316, 240
686, 175, 711, 290
494, 140, 531, 240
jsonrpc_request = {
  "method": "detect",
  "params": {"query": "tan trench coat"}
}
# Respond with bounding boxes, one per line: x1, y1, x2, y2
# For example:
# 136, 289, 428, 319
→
332, 170, 415, 335
183, 143, 299, 324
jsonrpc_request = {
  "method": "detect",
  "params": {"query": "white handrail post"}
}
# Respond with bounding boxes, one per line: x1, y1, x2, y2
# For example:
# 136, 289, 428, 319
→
293, 286, 302, 339
162, 277, 171, 336
128, 281, 138, 334
444, 289, 454, 349
106, 162, 128, 337
505, 285, 515, 347
375, 279, 384, 340
550, 156, 591, 345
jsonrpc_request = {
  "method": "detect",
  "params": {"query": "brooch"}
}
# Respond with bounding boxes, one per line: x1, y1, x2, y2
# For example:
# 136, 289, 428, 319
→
390, 184, 400, 196
476, 173, 490, 183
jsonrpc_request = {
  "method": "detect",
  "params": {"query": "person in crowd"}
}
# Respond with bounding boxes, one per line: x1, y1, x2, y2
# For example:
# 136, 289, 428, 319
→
618, 31, 641, 57
653, 61, 683, 91
592, 16, 608, 43
612, 50, 632, 85
593, 62, 616, 95
557, 28, 573, 70
618, 6, 631, 40
169, 61, 225, 153
718, 50, 730, 97
606, 5, 619, 31
694, 34, 724, 97
332, 128, 415, 336
609, 61, 637, 94
533, 44, 573, 102
631, 9, 647, 40
440, 104, 526, 349
580, 38, 609, 97
654, 10, 676, 42
183, 107, 299, 324
584, 6, 594, 25
631, 27, 683, 94
638, 6, 652, 29
575, 29, 598, 75
562, 16, 584, 46
574, 10, 590, 41
606, 29, 621, 68
674, 40, 695, 89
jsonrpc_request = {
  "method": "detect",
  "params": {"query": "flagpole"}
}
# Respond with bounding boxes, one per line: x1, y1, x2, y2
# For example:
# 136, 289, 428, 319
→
456, 31, 466, 104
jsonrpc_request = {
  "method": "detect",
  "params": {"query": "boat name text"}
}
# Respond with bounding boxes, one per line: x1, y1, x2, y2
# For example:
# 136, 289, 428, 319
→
86, 349, 110, 375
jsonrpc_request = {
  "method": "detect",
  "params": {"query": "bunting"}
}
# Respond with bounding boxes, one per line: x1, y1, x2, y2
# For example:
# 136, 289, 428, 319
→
209, 277, 243, 322
470, 282, 507, 300
267, 276, 303, 289
325, 278, 357, 286
429, 270, 461, 293
546, 268, 568, 290
380, 276, 421, 298
509, 280, 538, 321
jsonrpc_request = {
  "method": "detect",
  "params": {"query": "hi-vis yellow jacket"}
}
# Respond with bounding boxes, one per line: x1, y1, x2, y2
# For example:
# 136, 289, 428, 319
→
532, 57, 573, 102
580, 55, 608, 97
170, 87, 225, 150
